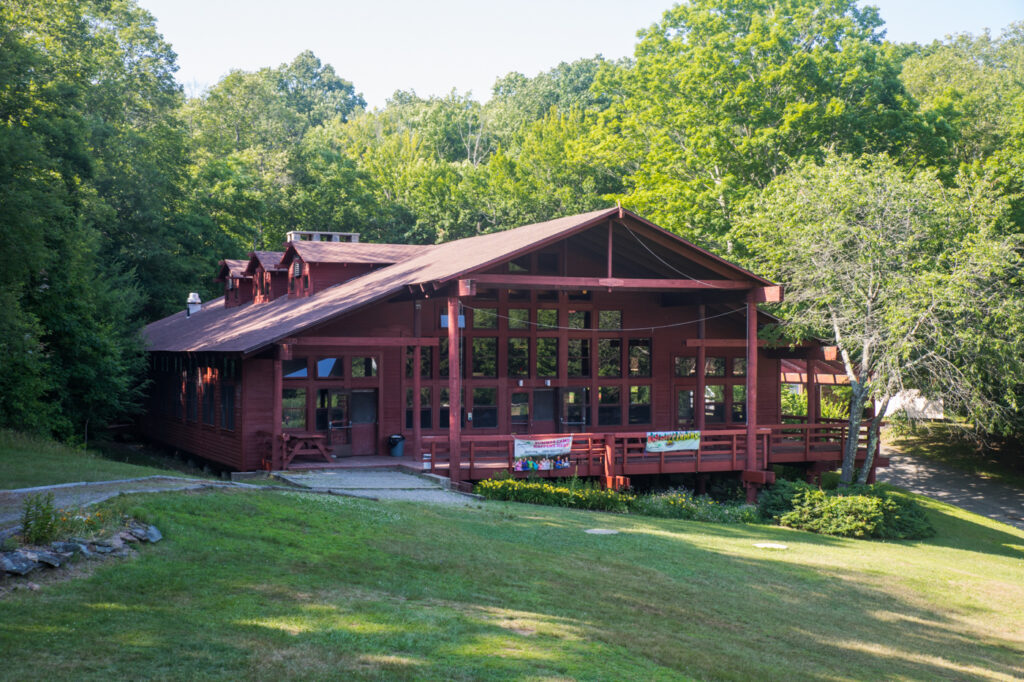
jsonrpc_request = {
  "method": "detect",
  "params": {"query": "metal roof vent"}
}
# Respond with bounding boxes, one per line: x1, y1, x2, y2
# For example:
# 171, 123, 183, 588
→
186, 292, 202, 318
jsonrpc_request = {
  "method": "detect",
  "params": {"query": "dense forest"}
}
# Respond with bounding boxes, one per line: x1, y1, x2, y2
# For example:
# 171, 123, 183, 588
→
2, 0, 1022, 449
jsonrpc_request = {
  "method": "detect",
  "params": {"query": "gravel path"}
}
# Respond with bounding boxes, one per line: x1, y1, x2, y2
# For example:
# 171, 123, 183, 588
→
0, 476, 231, 528
277, 470, 479, 505
0, 469, 477, 533
877, 447, 1024, 530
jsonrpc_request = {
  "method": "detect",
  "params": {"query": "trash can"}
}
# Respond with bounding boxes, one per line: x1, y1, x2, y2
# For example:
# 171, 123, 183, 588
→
387, 434, 406, 458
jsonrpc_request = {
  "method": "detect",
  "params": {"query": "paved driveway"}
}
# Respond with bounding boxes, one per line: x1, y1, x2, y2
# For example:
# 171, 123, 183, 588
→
878, 448, 1024, 530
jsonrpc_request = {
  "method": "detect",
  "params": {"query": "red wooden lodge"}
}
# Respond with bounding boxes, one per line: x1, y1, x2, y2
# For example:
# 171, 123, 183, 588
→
143, 208, 884, 499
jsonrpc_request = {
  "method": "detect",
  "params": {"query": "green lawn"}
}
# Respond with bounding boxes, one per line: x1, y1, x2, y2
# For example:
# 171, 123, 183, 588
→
0, 430, 203, 490
887, 424, 1024, 488
1, 488, 1021, 680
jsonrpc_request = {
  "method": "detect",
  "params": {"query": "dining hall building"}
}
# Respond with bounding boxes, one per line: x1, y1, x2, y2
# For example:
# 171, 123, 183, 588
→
142, 207, 883, 499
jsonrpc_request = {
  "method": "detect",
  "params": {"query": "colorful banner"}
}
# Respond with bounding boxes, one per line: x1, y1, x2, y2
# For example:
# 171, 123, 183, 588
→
514, 436, 573, 459
645, 430, 701, 452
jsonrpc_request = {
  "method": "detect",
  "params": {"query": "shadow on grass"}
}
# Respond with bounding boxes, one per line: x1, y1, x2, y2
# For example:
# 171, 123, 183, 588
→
0, 489, 1021, 681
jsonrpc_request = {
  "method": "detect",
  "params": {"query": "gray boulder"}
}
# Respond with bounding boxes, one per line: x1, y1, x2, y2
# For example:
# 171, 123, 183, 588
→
1, 552, 40, 576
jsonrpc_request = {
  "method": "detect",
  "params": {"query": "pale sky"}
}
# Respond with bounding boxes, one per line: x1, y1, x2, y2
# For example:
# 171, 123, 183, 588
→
138, 0, 1022, 108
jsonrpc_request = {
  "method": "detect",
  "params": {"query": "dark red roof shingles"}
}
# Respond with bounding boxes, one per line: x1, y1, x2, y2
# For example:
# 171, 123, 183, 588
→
145, 208, 777, 354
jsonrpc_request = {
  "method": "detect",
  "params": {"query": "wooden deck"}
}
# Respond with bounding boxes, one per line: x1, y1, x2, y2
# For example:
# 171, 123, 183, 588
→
422, 422, 883, 485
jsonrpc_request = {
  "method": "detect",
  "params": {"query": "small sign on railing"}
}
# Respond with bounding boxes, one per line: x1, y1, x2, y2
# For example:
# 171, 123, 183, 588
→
645, 430, 701, 452
513, 436, 573, 458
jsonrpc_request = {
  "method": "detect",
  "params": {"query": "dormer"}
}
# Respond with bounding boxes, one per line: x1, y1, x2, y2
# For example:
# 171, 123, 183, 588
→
279, 241, 434, 298
243, 251, 287, 304
215, 259, 253, 308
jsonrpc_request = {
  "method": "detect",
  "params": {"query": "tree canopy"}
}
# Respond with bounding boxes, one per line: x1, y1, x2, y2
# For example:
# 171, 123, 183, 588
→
3, 0, 1023, 448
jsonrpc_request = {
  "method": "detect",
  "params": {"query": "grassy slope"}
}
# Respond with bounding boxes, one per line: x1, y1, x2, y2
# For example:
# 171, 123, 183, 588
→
1, 489, 1021, 680
0, 430, 200, 489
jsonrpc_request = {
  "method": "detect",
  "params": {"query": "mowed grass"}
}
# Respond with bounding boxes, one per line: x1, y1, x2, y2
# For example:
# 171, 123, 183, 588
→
0, 430, 201, 489
1, 489, 1022, 680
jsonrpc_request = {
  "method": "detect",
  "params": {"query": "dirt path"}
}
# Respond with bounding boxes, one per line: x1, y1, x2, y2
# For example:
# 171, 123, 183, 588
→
878, 447, 1024, 530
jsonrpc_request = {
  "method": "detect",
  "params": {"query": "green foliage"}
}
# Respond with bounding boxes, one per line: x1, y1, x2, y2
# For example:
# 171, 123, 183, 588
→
631, 488, 759, 523
475, 479, 757, 523
772, 484, 934, 539
20, 493, 58, 545
780, 386, 808, 417
758, 479, 815, 520
474, 478, 634, 513
591, 0, 941, 243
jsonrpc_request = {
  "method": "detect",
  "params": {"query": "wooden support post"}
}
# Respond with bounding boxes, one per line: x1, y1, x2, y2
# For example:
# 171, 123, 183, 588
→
696, 304, 707, 431
806, 357, 818, 456
272, 355, 282, 470
447, 296, 462, 483
745, 294, 759, 503
412, 303, 422, 462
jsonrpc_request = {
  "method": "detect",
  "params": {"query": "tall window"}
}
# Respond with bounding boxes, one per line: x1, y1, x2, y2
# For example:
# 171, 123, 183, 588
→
186, 370, 198, 422
628, 386, 651, 424
472, 338, 497, 377
536, 338, 558, 377
598, 339, 621, 377
598, 386, 622, 426
405, 387, 432, 429
628, 339, 652, 377
567, 339, 591, 377
507, 338, 529, 377
220, 383, 236, 431
202, 377, 216, 426
472, 388, 498, 428
510, 392, 529, 428
282, 388, 306, 429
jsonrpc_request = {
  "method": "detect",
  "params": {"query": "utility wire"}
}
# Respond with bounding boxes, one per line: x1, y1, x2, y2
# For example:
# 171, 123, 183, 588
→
618, 219, 716, 284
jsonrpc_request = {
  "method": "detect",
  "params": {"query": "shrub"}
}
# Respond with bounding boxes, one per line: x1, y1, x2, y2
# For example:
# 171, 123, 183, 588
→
780, 489, 885, 538
778, 486, 934, 539
21, 492, 58, 545
630, 488, 758, 523
758, 479, 814, 520
474, 479, 634, 513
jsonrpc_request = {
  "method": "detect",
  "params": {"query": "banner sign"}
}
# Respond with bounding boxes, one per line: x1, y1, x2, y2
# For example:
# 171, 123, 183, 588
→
514, 436, 573, 459
645, 430, 700, 452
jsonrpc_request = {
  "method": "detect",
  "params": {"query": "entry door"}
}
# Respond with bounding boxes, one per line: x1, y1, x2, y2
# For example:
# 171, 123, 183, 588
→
350, 389, 378, 456
560, 387, 590, 433
531, 389, 556, 434
316, 389, 350, 457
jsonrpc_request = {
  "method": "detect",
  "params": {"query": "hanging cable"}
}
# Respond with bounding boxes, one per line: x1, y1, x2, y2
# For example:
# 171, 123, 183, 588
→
620, 221, 717, 287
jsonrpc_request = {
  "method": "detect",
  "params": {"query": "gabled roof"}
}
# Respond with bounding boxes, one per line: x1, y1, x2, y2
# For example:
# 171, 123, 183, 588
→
216, 259, 250, 282
242, 251, 286, 276
280, 241, 433, 267
144, 207, 777, 354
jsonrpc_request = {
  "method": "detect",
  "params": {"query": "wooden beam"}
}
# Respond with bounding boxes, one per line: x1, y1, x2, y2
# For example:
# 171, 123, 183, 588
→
751, 285, 784, 303
745, 294, 759, 498
447, 296, 462, 484
458, 279, 476, 297
412, 302, 422, 461
284, 336, 440, 347
456, 275, 754, 291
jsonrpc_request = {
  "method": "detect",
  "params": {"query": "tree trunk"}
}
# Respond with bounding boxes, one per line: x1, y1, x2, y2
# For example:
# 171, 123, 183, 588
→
839, 381, 869, 486
856, 396, 891, 485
